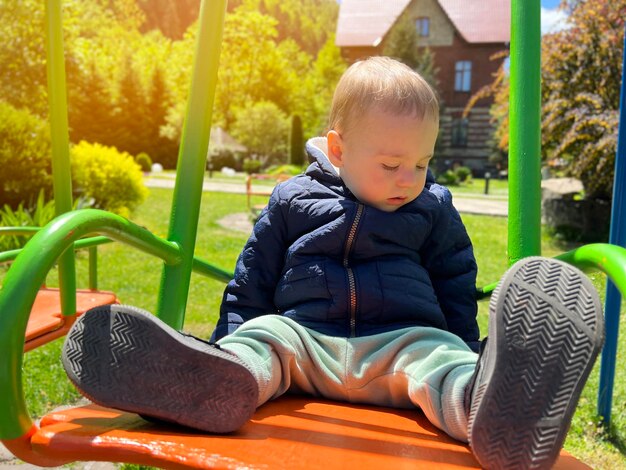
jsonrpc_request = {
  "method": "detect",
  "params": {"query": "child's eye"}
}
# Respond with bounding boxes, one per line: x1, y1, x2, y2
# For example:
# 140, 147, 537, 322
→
382, 164, 399, 171
416, 165, 427, 171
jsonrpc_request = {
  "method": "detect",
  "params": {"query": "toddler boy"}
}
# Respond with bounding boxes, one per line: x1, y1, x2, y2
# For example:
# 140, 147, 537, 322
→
63, 57, 604, 469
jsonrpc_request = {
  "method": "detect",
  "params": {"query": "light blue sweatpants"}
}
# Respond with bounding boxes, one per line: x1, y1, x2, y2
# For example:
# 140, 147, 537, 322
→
218, 315, 478, 442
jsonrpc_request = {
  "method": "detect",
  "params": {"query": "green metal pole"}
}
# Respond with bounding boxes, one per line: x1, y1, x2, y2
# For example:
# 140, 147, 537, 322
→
44, 0, 76, 315
157, 0, 227, 328
88, 246, 98, 290
508, 0, 542, 265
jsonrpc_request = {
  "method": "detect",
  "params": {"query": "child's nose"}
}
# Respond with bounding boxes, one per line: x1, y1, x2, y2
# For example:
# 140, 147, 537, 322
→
396, 168, 417, 188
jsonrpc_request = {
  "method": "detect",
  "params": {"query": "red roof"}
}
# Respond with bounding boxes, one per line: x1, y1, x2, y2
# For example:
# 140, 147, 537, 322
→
438, 0, 510, 43
336, 0, 412, 47
336, 0, 510, 47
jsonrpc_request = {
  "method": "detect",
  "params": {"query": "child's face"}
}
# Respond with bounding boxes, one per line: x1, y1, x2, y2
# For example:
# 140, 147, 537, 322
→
327, 108, 438, 212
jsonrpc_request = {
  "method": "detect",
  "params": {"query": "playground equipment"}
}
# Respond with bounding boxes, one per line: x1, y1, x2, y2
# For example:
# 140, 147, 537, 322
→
1, 0, 626, 467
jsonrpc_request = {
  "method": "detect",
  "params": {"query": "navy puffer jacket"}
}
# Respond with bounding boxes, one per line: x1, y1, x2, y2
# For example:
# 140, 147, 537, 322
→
214, 138, 479, 350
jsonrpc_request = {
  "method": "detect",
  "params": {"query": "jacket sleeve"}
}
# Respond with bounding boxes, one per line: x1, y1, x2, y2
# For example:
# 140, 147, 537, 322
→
211, 187, 288, 341
421, 186, 480, 352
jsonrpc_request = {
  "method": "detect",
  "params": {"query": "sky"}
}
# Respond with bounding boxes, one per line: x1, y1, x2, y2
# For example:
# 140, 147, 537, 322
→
541, 1, 570, 35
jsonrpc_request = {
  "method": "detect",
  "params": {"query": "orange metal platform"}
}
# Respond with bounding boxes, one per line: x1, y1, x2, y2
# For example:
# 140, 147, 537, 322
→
28, 396, 589, 469
24, 288, 118, 351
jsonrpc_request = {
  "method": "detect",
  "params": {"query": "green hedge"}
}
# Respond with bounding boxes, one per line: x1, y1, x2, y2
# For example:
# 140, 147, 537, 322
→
0, 101, 52, 209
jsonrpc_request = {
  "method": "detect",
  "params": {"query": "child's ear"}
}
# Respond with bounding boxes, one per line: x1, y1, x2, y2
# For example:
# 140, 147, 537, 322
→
326, 130, 344, 167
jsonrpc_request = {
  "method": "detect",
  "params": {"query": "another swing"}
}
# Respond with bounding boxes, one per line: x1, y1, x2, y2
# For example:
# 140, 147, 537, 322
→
1, 0, 626, 468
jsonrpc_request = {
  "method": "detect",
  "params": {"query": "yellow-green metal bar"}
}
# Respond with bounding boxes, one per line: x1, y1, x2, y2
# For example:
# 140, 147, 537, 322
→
0, 235, 233, 283
0, 209, 182, 440
508, 0, 542, 265
44, 0, 76, 315
0, 236, 111, 264
157, 0, 227, 329
0, 227, 41, 236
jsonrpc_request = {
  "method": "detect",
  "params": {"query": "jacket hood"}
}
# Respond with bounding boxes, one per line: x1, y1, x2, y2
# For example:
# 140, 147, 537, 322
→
304, 137, 342, 185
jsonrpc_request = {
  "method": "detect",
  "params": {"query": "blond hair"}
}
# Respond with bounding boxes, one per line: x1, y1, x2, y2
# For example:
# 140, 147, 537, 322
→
328, 56, 439, 135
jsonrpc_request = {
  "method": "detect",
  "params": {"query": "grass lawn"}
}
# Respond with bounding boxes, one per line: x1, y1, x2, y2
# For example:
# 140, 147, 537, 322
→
449, 177, 509, 198
2, 187, 625, 468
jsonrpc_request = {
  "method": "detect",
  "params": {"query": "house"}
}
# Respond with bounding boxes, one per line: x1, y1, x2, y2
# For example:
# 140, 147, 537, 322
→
336, 0, 510, 174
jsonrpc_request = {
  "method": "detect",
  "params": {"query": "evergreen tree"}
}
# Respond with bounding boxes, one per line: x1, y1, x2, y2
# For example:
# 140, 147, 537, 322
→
145, 66, 178, 167
114, 56, 150, 157
67, 62, 117, 147
289, 115, 304, 165
383, 12, 439, 89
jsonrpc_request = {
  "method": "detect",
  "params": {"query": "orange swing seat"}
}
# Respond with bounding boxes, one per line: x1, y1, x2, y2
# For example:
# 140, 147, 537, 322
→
24, 288, 118, 352
5, 396, 588, 469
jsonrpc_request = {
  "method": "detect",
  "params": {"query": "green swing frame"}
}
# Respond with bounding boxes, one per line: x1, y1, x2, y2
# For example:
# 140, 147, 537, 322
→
1, 0, 626, 467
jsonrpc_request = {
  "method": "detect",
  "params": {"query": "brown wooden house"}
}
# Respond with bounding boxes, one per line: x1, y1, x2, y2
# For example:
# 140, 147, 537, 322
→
336, 0, 510, 174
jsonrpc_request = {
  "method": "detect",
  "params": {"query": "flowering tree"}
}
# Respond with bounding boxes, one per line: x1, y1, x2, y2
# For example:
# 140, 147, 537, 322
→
541, 0, 624, 199
470, 0, 625, 199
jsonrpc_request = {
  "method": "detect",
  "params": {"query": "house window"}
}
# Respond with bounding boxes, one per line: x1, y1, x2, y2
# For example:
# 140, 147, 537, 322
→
451, 118, 469, 147
455, 61, 472, 92
415, 17, 430, 37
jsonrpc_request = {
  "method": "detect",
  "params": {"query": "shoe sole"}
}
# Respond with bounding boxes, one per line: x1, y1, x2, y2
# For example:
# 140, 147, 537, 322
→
468, 257, 604, 470
62, 305, 259, 433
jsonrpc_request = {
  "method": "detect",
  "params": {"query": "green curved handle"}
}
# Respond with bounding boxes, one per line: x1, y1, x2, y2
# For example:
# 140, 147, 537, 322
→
556, 243, 626, 297
477, 244, 626, 301
0, 208, 182, 440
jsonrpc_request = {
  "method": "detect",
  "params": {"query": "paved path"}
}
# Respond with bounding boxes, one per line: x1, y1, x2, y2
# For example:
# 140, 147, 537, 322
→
144, 176, 508, 217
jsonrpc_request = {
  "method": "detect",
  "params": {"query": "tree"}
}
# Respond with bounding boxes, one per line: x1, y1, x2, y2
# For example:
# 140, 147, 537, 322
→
540, 0, 624, 199
295, 35, 347, 137
228, 0, 339, 55
471, 0, 624, 199
144, 66, 179, 167
231, 101, 290, 163
0, 101, 52, 209
113, 56, 151, 158
289, 115, 304, 165
383, 12, 439, 89
67, 62, 117, 147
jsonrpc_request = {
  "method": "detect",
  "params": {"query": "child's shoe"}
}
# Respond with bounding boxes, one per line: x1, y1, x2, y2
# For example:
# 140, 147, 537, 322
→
62, 304, 259, 433
467, 257, 604, 469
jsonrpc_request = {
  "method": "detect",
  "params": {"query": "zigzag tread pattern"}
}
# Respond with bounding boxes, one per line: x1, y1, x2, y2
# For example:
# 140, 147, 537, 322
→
63, 307, 259, 433
470, 259, 602, 469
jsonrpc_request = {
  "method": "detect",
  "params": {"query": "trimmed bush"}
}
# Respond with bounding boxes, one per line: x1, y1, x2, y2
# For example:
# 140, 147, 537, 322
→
243, 158, 262, 175
266, 164, 303, 176
209, 150, 240, 172
0, 101, 53, 209
71, 141, 148, 218
436, 170, 459, 187
135, 152, 153, 172
455, 166, 472, 183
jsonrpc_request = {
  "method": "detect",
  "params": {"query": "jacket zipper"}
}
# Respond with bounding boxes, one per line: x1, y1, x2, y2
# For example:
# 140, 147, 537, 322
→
343, 204, 363, 337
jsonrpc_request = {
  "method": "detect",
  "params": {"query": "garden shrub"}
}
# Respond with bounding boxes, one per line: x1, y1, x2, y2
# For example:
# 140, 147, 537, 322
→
436, 170, 459, 187
135, 152, 153, 172
266, 164, 303, 176
454, 166, 472, 183
243, 158, 262, 174
0, 101, 53, 209
209, 150, 240, 172
71, 141, 148, 218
